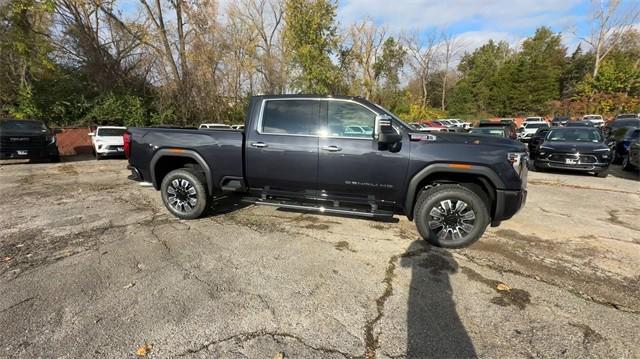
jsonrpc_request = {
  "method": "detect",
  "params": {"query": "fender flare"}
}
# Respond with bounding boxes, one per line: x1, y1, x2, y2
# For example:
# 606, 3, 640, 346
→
150, 149, 214, 195
404, 163, 505, 219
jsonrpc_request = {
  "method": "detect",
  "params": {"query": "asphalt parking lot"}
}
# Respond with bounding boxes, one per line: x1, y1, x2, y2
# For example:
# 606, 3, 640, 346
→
1, 158, 639, 358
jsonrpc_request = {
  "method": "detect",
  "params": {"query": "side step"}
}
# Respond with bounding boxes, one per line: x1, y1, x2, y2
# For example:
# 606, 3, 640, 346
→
242, 197, 394, 219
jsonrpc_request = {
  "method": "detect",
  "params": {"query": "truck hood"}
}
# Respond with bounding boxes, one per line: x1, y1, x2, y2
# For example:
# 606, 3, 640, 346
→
410, 131, 525, 151
95, 136, 124, 145
539, 141, 608, 153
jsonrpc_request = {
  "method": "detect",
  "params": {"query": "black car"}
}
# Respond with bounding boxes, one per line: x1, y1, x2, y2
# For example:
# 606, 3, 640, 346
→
528, 127, 551, 158
606, 119, 640, 163
551, 116, 569, 127
533, 127, 610, 177
467, 126, 511, 138
565, 121, 593, 127
0, 119, 60, 162
125, 95, 528, 248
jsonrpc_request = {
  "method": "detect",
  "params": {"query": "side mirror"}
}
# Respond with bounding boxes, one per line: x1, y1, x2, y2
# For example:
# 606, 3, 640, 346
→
375, 115, 402, 144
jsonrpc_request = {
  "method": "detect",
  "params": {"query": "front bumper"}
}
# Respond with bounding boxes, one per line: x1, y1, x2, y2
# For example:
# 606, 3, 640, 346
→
0, 145, 59, 160
493, 188, 527, 224
534, 159, 609, 172
96, 144, 125, 156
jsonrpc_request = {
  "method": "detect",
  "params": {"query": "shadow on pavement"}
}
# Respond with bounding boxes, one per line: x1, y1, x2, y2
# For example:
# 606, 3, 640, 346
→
401, 241, 477, 358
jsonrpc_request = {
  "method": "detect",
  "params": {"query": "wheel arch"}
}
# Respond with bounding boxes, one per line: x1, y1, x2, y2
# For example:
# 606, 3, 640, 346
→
150, 149, 214, 195
404, 164, 503, 220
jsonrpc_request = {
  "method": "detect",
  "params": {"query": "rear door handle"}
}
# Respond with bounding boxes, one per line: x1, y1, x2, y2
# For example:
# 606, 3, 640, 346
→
251, 142, 268, 148
321, 145, 342, 152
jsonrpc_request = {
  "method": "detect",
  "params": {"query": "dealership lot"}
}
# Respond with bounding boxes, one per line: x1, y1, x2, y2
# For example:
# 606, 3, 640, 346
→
0, 159, 638, 358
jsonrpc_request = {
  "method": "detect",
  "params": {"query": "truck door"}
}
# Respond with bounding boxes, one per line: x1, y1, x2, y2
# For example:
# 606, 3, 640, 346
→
245, 99, 321, 196
317, 100, 409, 205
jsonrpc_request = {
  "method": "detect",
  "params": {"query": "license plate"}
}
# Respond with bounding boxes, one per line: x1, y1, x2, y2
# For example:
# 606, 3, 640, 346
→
565, 158, 577, 164
17, 150, 28, 156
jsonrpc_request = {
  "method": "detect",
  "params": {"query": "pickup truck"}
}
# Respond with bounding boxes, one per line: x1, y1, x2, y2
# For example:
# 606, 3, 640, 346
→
125, 95, 528, 248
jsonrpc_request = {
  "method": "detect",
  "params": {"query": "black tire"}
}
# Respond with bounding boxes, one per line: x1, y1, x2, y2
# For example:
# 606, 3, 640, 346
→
161, 168, 209, 220
50, 155, 60, 163
622, 154, 633, 171
413, 184, 490, 249
528, 159, 537, 172
595, 168, 609, 178
611, 148, 622, 164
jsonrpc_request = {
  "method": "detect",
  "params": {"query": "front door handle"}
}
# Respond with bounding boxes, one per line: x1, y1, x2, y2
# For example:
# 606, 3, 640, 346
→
321, 145, 342, 152
251, 142, 268, 148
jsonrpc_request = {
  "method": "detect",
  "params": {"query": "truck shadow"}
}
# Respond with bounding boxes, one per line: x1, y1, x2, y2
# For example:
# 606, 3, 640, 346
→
207, 195, 252, 216
401, 241, 477, 358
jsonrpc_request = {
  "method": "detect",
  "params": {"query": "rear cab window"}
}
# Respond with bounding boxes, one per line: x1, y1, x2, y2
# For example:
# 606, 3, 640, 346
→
261, 100, 322, 136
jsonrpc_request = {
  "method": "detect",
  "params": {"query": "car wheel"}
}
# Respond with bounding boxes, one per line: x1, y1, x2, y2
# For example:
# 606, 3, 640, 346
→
622, 154, 633, 171
50, 155, 60, 163
414, 184, 490, 249
611, 148, 622, 164
528, 159, 537, 172
161, 168, 209, 220
595, 169, 609, 178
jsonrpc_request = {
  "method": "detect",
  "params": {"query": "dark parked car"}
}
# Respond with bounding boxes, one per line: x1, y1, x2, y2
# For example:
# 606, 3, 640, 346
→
622, 133, 640, 171
0, 119, 59, 162
478, 119, 518, 140
533, 127, 610, 177
467, 126, 511, 138
604, 118, 640, 138
606, 120, 640, 163
528, 127, 552, 158
551, 116, 569, 127
565, 121, 593, 127
125, 95, 528, 248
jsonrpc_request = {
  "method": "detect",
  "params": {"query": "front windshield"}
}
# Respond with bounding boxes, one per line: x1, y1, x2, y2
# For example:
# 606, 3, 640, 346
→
0, 120, 48, 132
525, 123, 548, 129
546, 129, 603, 142
97, 128, 126, 136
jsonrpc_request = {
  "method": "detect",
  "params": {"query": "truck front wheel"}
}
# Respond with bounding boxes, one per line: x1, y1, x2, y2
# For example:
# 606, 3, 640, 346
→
414, 184, 490, 248
161, 168, 209, 220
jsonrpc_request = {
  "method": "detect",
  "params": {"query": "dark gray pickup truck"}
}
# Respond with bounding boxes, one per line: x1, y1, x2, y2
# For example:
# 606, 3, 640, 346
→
126, 95, 527, 248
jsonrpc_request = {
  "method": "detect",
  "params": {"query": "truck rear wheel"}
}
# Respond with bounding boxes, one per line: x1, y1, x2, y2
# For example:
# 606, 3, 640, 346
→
161, 168, 209, 220
414, 184, 490, 248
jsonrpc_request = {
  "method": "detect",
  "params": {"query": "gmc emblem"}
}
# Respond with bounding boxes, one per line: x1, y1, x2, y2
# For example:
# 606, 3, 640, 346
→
9, 137, 29, 142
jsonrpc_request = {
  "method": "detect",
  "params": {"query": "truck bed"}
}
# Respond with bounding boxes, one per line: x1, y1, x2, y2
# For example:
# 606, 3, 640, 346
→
127, 127, 244, 189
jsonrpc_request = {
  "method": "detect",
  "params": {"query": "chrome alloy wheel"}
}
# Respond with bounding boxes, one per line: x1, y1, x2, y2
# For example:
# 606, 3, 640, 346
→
428, 199, 476, 241
167, 178, 198, 213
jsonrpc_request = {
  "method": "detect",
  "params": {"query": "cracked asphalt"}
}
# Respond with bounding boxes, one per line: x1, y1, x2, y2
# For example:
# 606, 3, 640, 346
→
0, 158, 639, 358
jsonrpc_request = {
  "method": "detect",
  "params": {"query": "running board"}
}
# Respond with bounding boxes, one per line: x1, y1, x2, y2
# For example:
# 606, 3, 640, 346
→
243, 198, 394, 219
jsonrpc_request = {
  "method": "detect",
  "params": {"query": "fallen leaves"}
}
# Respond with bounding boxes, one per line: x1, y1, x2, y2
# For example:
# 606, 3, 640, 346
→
496, 283, 511, 292
2, 256, 12, 263
135, 343, 152, 357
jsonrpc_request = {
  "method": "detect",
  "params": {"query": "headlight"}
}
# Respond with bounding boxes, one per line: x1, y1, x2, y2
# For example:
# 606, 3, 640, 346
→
539, 145, 554, 150
46, 135, 56, 144
507, 152, 527, 175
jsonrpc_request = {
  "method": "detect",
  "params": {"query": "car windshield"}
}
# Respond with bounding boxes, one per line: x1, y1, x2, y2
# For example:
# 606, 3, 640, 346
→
546, 129, 602, 142
97, 128, 126, 136
525, 123, 548, 129
469, 128, 504, 137
0, 120, 48, 132
611, 119, 640, 129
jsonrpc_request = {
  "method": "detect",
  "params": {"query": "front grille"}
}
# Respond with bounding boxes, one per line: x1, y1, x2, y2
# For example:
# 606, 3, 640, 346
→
0, 136, 47, 150
547, 153, 598, 164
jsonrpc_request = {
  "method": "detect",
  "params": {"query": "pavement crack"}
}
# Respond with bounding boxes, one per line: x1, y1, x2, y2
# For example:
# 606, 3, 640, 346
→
0, 296, 35, 314
363, 254, 398, 359
179, 330, 352, 357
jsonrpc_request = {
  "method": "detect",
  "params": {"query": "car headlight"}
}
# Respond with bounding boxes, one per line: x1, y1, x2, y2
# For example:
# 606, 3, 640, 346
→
507, 152, 528, 175
46, 135, 56, 144
539, 145, 554, 150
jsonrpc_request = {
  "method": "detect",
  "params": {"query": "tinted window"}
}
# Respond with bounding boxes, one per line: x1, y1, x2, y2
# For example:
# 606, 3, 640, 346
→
97, 128, 126, 136
611, 119, 640, 130
526, 123, 549, 129
262, 100, 321, 135
469, 128, 505, 137
327, 101, 375, 138
547, 129, 602, 142
628, 129, 640, 140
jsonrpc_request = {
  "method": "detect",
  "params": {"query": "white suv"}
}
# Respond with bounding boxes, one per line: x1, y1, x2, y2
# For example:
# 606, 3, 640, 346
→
89, 126, 127, 159
582, 114, 604, 128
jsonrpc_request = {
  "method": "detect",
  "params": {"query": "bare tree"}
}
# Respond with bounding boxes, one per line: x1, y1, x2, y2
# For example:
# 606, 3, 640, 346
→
345, 19, 387, 99
404, 32, 438, 107
582, 0, 640, 78
438, 33, 466, 110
